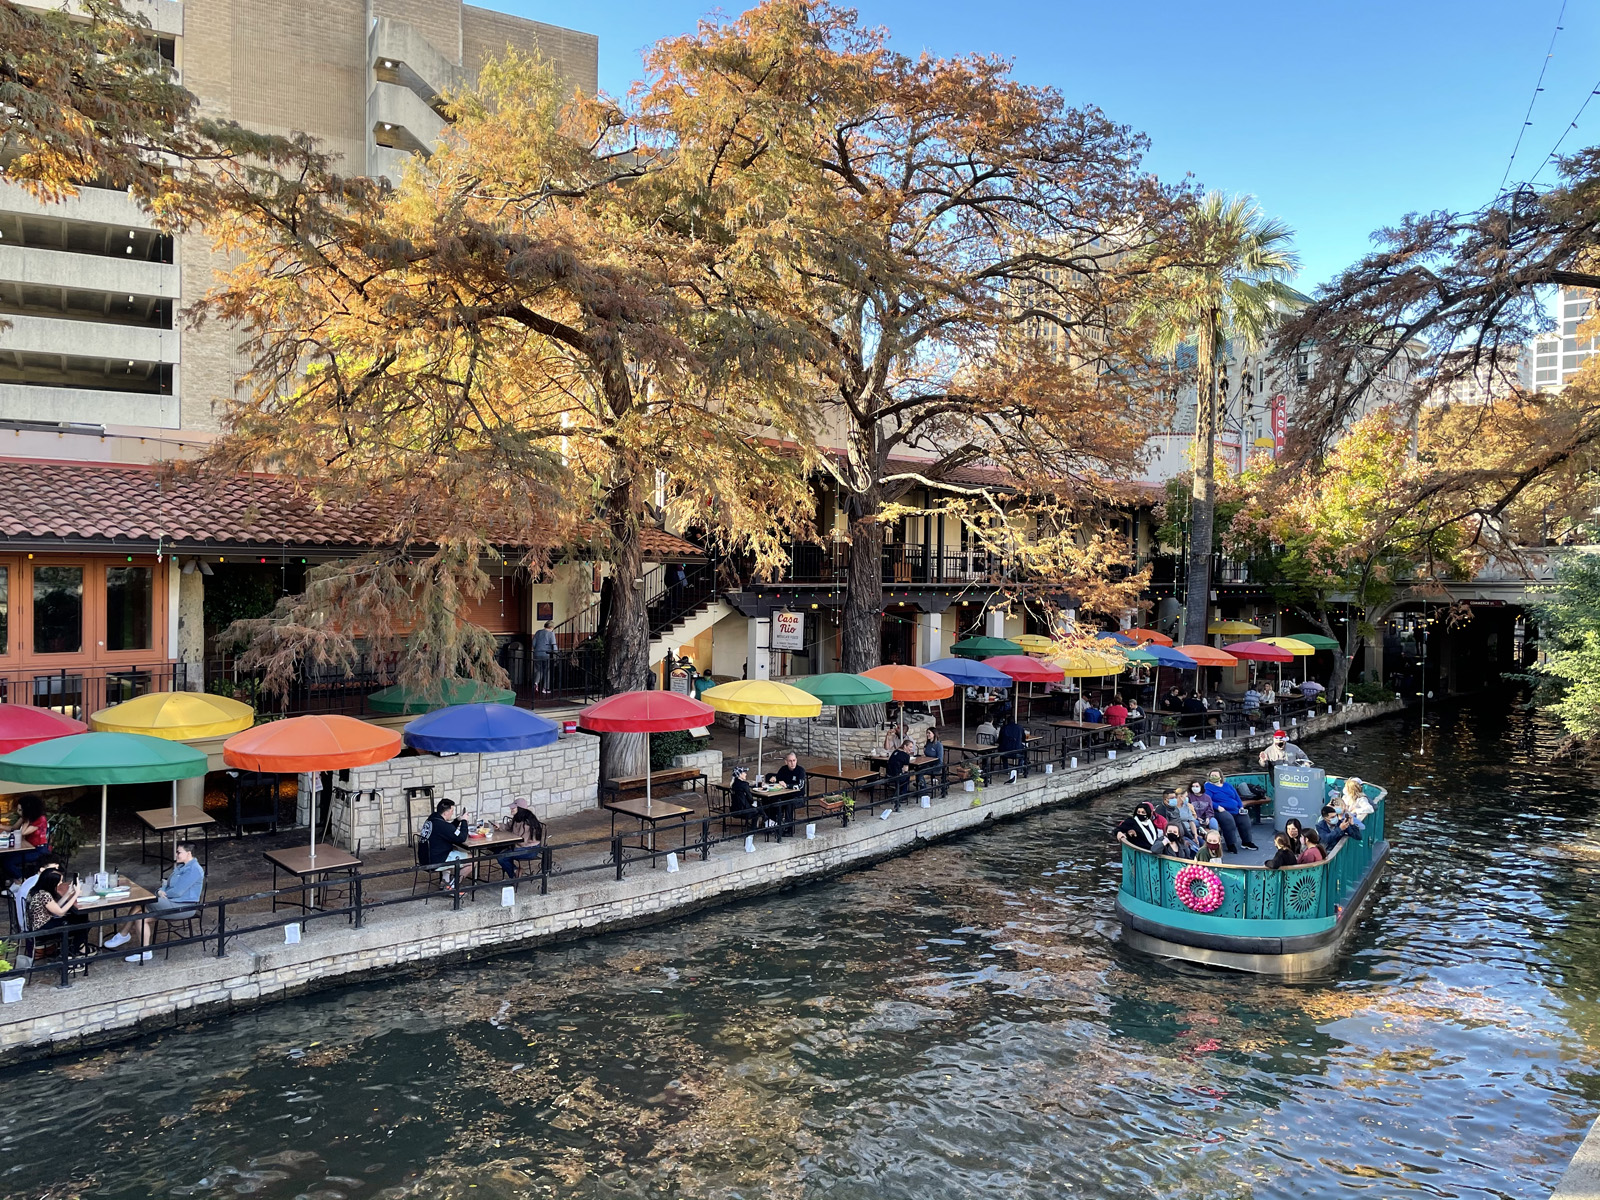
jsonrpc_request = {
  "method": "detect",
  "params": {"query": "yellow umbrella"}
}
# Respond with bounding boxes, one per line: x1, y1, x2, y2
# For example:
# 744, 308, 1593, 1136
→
1259, 635, 1316, 689
1011, 634, 1058, 655
1048, 647, 1127, 678
90, 692, 253, 817
702, 680, 822, 775
1207, 620, 1262, 635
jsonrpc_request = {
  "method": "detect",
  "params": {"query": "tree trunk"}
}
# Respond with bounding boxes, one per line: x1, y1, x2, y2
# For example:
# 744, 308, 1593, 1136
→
601, 472, 649, 783
1183, 316, 1220, 645
839, 496, 884, 728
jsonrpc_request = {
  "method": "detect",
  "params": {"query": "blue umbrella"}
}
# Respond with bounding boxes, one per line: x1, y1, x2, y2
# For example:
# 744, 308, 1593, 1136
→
1096, 631, 1138, 646
404, 703, 560, 816
1136, 644, 1198, 669
923, 657, 1012, 743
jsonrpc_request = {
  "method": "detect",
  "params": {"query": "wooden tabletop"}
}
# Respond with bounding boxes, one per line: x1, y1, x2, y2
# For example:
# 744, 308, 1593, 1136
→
136, 806, 217, 833
864, 753, 936, 768
801, 761, 880, 783
264, 845, 362, 876
604, 796, 692, 822
75, 879, 156, 913
750, 784, 803, 801
460, 829, 526, 852
1049, 719, 1115, 731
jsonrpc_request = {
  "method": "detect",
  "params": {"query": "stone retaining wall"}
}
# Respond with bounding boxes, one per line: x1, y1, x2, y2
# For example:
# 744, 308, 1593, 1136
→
0, 701, 1401, 1059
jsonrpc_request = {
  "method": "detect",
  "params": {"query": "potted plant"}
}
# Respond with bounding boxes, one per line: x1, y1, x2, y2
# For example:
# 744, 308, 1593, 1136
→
0, 939, 24, 1003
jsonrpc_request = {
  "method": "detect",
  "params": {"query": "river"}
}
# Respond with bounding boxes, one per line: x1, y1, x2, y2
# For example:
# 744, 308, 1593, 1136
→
4, 699, 1599, 1200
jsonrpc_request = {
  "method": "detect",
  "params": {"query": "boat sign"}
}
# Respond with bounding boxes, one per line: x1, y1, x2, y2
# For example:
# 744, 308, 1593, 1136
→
1273, 764, 1325, 831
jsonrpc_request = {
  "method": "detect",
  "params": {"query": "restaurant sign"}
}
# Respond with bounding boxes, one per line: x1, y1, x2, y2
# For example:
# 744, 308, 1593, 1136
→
773, 610, 805, 651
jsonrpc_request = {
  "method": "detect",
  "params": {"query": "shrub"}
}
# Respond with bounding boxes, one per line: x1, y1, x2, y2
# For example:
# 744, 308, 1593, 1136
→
650, 729, 710, 770
1348, 680, 1397, 704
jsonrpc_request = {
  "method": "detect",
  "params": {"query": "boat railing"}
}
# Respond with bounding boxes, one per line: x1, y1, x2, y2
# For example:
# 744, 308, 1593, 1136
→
1120, 780, 1387, 925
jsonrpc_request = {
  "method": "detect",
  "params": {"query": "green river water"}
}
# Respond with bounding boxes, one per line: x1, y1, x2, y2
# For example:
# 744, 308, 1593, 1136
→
3, 699, 1599, 1199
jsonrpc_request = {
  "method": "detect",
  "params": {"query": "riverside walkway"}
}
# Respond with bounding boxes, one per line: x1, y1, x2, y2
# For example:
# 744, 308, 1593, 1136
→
0, 700, 1400, 1060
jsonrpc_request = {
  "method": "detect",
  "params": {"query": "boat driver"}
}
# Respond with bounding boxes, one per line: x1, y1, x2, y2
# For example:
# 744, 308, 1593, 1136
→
1258, 729, 1312, 768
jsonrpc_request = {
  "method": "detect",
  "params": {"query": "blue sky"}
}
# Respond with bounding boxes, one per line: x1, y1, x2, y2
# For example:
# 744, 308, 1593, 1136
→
497, 0, 1599, 290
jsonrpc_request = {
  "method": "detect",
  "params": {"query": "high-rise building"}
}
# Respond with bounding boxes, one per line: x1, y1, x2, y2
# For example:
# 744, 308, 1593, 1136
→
0, 0, 597, 437
1524, 286, 1597, 391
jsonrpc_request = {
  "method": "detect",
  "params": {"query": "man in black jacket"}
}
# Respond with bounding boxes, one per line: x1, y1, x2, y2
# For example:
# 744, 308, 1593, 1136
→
420, 799, 473, 890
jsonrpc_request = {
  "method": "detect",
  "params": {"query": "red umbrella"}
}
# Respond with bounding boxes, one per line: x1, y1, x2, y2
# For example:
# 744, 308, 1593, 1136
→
986, 655, 1066, 722
579, 691, 716, 812
1222, 640, 1294, 663
0, 704, 86, 754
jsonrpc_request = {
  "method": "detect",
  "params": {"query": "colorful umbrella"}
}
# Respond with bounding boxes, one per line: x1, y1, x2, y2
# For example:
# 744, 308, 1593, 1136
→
791, 674, 894, 772
0, 731, 207, 877
1124, 627, 1174, 647
703, 680, 822, 777
579, 691, 716, 811
1096, 630, 1138, 646
1292, 633, 1343, 651
404, 703, 559, 814
1010, 634, 1058, 655
1223, 640, 1295, 663
861, 664, 956, 701
1049, 646, 1126, 678
1173, 644, 1239, 667
367, 678, 516, 715
91, 692, 253, 819
224, 716, 403, 864
0, 704, 85, 755
1258, 637, 1317, 688
1207, 620, 1262, 635
950, 636, 1024, 660
923, 658, 1012, 743
986, 654, 1065, 722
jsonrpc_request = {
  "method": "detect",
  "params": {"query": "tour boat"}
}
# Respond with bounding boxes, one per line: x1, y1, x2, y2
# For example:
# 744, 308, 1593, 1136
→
1115, 770, 1389, 975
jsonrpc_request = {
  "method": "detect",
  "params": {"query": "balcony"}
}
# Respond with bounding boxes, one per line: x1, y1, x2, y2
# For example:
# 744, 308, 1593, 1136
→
773, 543, 1003, 586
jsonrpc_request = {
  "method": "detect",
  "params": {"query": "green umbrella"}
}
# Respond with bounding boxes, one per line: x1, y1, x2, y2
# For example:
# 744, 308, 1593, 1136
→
951, 636, 1024, 660
791, 673, 894, 772
1293, 634, 1342, 651
367, 678, 516, 715
0, 732, 207, 878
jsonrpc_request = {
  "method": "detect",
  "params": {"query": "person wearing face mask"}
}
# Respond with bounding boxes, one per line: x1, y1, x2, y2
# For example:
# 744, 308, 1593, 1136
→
1184, 779, 1217, 838
1204, 770, 1259, 851
1114, 802, 1161, 850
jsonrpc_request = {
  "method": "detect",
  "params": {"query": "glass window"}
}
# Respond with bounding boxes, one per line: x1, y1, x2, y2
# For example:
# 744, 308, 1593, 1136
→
105, 566, 153, 651
32, 566, 82, 654
0, 566, 7, 653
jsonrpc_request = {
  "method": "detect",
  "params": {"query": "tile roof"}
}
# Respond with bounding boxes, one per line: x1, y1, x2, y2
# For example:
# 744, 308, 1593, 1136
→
0, 458, 703, 559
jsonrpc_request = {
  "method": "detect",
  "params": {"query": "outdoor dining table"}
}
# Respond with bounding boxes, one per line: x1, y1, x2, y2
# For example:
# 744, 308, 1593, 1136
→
456, 827, 529, 880
604, 795, 694, 862
798, 759, 880, 793
264, 845, 363, 916
136, 805, 217, 867
75, 877, 157, 948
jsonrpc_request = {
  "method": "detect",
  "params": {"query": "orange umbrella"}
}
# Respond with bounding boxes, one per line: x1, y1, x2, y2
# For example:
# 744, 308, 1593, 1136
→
224, 716, 402, 864
861, 664, 955, 701
1172, 644, 1238, 667
1124, 627, 1174, 647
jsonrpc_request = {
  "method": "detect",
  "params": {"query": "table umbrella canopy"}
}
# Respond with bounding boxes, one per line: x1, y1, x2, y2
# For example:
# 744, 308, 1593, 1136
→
90, 691, 254, 741
1130, 643, 1198, 669
985, 655, 1066, 683
860, 665, 955, 701
1010, 634, 1058, 655
1207, 620, 1262, 635
0, 731, 207, 785
921, 658, 1014, 688
1259, 636, 1316, 656
1049, 647, 1127, 677
1223, 640, 1295, 663
702, 680, 823, 719
1124, 627, 1174, 646
1173, 644, 1239, 667
0, 704, 86, 754
368, 678, 516, 715
1095, 630, 1138, 646
789, 673, 894, 706
1291, 633, 1343, 651
950, 636, 1024, 659
404, 703, 559, 753
579, 690, 715, 733
223, 715, 402, 773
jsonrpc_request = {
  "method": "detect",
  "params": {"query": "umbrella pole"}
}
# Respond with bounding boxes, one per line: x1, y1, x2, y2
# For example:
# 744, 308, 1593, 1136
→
646, 758, 652, 816
835, 708, 843, 775
309, 773, 317, 865
99, 783, 107, 878
476, 752, 485, 817
171, 778, 178, 821
961, 689, 967, 745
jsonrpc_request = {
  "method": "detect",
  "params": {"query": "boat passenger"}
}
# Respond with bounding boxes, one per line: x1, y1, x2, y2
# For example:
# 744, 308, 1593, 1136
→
1297, 828, 1325, 864
1283, 817, 1306, 857
1114, 802, 1161, 850
1153, 788, 1182, 831
1341, 777, 1375, 818
1267, 833, 1301, 869
1169, 787, 1202, 842
1159, 825, 1195, 859
1258, 728, 1312, 768
1198, 830, 1227, 862
1186, 780, 1217, 836
1316, 803, 1363, 855
1204, 770, 1260, 851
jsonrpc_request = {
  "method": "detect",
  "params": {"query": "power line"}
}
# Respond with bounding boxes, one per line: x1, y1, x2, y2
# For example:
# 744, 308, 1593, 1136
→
1501, 0, 1569, 191
1531, 76, 1600, 184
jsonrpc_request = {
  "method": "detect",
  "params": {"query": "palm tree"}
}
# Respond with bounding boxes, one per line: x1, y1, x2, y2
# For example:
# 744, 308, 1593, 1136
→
1141, 193, 1299, 644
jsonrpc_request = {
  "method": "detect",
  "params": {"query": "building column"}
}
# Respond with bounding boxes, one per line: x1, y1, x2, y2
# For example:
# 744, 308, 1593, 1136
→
177, 567, 205, 691
915, 611, 941, 665
746, 616, 770, 680
985, 607, 1008, 638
